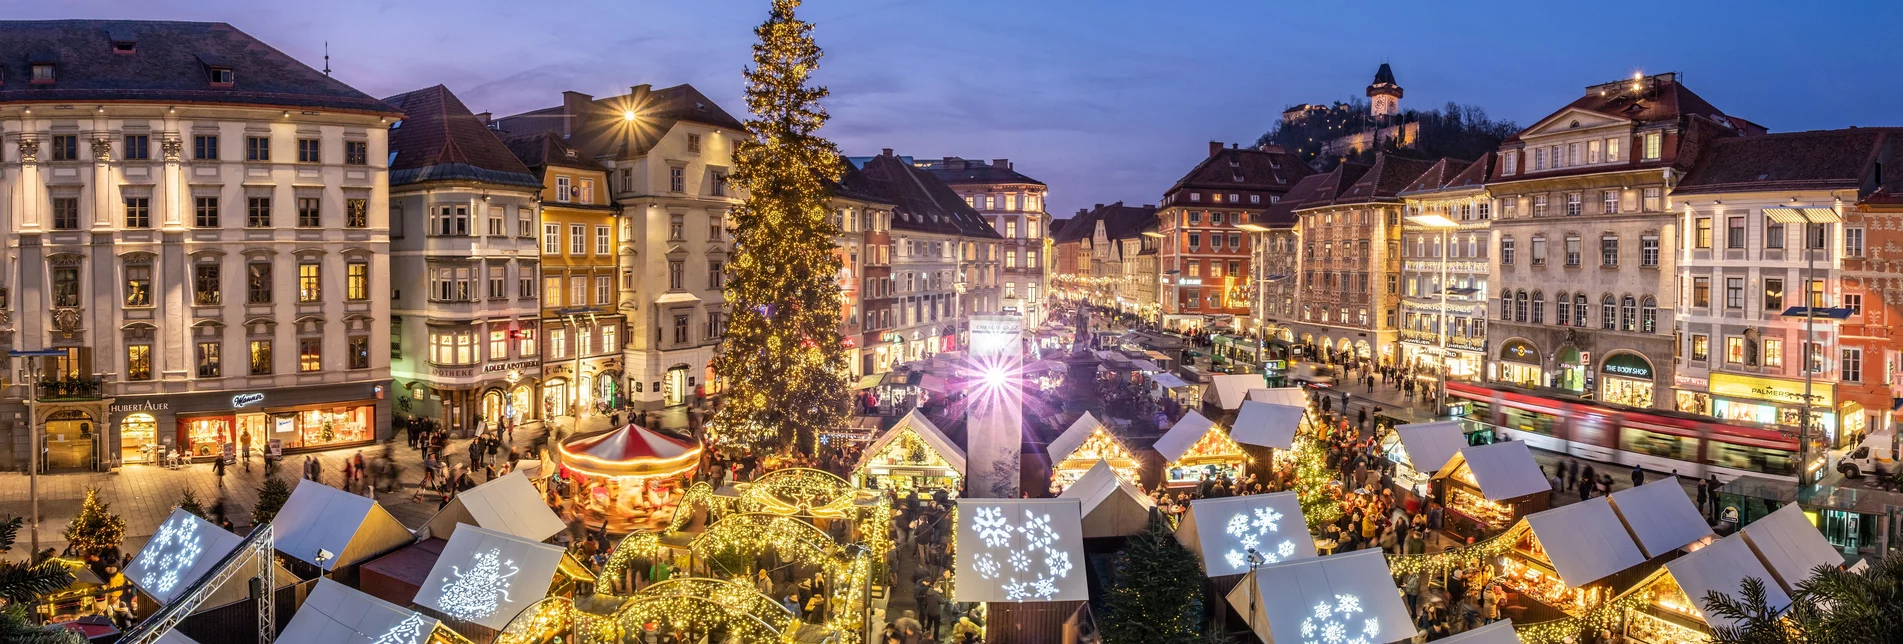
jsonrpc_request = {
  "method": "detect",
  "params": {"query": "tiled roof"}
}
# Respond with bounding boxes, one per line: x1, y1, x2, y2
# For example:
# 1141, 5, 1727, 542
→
0, 20, 399, 115
1511, 74, 1727, 142
1165, 146, 1313, 196
1090, 202, 1158, 241
1439, 152, 1495, 191
1676, 128, 1897, 196
1296, 162, 1371, 209
1050, 210, 1100, 244
494, 84, 744, 159
918, 158, 1046, 187
1258, 174, 1329, 227
1397, 157, 1474, 195
501, 131, 606, 179
383, 85, 540, 188
1493, 75, 1742, 183
842, 153, 1002, 239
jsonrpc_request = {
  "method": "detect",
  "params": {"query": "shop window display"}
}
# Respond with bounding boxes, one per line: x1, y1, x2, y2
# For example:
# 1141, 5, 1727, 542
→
121, 413, 157, 464
185, 416, 232, 457
296, 406, 372, 448
1600, 376, 1654, 408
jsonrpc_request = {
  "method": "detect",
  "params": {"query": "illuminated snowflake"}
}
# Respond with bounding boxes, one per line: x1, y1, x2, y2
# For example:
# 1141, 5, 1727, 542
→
1224, 551, 1247, 569
1220, 504, 1299, 572
1278, 541, 1296, 558
1299, 595, 1379, 644
974, 553, 1000, 579
1030, 577, 1059, 599
1253, 507, 1284, 532
1225, 513, 1252, 537
1334, 594, 1361, 615
1021, 511, 1057, 550
967, 504, 1076, 602
1043, 548, 1072, 578
973, 507, 1012, 547
144, 513, 206, 595
436, 548, 520, 621
1008, 551, 1030, 571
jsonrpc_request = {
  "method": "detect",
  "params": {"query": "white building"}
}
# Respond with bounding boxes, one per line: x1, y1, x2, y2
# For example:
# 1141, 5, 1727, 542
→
0, 20, 399, 470
917, 157, 1049, 327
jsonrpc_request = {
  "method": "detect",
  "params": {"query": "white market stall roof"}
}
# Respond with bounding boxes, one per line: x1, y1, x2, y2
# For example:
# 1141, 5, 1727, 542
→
280, 577, 443, 644
1433, 441, 1550, 501
1609, 478, 1714, 558
422, 471, 566, 543
413, 524, 567, 630
1739, 503, 1846, 592
1133, 360, 1161, 372
156, 632, 202, 644
1176, 491, 1315, 577
274, 479, 415, 571
1225, 550, 1417, 644
1246, 387, 1308, 407
855, 408, 967, 474
1151, 372, 1191, 389
1206, 374, 1264, 410
1391, 421, 1467, 474
1432, 620, 1523, 644
1522, 497, 1648, 588
1231, 400, 1304, 450
1153, 411, 1218, 463
1664, 534, 1791, 631
954, 498, 1089, 603
1058, 460, 1154, 539
1048, 412, 1106, 465
125, 508, 296, 611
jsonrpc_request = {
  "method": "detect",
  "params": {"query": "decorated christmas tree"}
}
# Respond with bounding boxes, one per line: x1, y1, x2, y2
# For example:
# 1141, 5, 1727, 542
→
61, 488, 124, 559
1100, 513, 1207, 644
708, 0, 850, 454
1293, 439, 1343, 530
176, 488, 209, 520
0, 516, 81, 644
252, 475, 292, 524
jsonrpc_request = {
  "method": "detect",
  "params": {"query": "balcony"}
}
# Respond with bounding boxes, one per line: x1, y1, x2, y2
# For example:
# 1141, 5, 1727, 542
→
37, 377, 104, 401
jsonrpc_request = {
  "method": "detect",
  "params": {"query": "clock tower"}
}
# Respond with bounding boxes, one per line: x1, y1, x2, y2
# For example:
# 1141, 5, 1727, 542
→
1366, 63, 1403, 119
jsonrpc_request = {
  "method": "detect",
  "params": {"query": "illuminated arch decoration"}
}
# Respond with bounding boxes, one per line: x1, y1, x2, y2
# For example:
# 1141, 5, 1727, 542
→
735, 467, 863, 518
612, 578, 797, 644
597, 531, 661, 588
493, 596, 574, 644
690, 513, 844, 565
662, 481, 732, 534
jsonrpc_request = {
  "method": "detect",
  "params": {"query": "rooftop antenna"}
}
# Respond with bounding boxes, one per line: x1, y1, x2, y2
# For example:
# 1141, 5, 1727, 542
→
323, 42, 331, 76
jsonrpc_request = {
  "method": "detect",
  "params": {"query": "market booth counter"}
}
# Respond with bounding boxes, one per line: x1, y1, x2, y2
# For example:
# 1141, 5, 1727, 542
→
552, 423, 703, 534
1499, 498, 1649, 618
272, 480, 416, 583
1431, 441, 1552, 540
1059, 459, 1155, 539
854, 408, 967, 496
1046, 412, 1141, 494
1152, 411, 1248, 489
1381, 421, 1467, 498
1622, 534, 1788, 644
1225, 550, 1417, 644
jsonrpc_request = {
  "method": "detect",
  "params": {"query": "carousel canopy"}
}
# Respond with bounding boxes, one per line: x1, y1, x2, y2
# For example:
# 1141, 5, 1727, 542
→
423, 471, 567, 543
1432, 620, 1523, 644
1609, 478, 1714, 558
1245, 387, 1308, 407
280, 578, 443, 644
1665, 534, 1791, 631
413, 524, 566, 630
1523, 497, 1648, 588
1225, 550, 1417, 644
1153, 411, 1218, 463
1059, 460, 1154, 539
1391, 421, 1467, 474
125, 509, 245, 606
1739, 503, 1846, 592
556, 423, 702, 479
1433, 441, 1550, 501
1177, 491, 1316, 577
274, 479, 415, 571
953, 499, 1089, 603
1231, 400, 1304, 450
1048, 412, 1106, 465
1206, 374, 1263, 410
856, 408, 967, 475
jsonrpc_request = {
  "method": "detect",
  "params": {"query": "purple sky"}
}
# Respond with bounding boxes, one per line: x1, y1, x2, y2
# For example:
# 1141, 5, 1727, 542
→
24, 1, 1903, 218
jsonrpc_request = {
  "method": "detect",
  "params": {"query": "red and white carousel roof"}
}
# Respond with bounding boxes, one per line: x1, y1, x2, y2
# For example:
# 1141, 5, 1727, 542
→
556, 423, 702, 479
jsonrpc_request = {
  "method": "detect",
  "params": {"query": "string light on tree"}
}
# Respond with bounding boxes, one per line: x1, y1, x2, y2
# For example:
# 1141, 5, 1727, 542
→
437, 548, 520, 621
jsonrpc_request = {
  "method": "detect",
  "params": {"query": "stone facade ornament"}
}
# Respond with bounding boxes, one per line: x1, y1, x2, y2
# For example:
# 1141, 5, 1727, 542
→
17, 138, 38, 163
91, 138, 112, 162
52, 307, 81, 333
161, 137, 183, 161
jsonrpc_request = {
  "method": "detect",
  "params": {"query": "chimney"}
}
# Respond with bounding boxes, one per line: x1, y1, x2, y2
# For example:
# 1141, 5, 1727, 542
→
628, 84, 651, 107
1231, 142, 1239, 149
991, 158, 1010, 169
1077, 208, 1087, 216
475, 112, 492, 125
1094, 204, 1104, 210
1142, 204, 1155, 209
1209, 141, 1224, 157
560, 90, 595, 139
882, 148, 894, 157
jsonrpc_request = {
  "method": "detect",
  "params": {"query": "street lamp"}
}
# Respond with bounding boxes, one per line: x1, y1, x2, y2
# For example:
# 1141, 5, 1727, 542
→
1406, 213, 1459, 417
1769, 205, 1845, 491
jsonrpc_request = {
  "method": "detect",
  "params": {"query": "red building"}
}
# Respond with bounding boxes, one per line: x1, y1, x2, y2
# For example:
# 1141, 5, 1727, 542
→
1156, 142, 1312, 331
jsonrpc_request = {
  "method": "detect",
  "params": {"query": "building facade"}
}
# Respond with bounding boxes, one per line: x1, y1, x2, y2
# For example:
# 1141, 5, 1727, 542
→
386, 85, 544, 434
1249, 174, 1325, 353
831, 183, 894, 377
919, 158, 1049, 327
1286, 154, 1436, 365
1157, 142, 1312, 331
1397, 154, 1494, 386
0, 21, 400, 470
1846, 148, 1903, 447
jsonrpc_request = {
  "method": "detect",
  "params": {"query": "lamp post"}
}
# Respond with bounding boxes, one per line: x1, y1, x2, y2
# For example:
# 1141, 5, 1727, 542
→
1406, 214, 1460, 418
1769, 205, 1843, 492
9, 349, 63, 554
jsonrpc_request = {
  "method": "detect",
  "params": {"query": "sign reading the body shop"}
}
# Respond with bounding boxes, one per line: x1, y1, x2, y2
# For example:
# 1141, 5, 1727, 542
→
231, 392, 265, 409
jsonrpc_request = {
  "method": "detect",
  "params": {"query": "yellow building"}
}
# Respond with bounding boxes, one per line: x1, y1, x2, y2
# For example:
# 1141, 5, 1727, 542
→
503, 133, 625, 420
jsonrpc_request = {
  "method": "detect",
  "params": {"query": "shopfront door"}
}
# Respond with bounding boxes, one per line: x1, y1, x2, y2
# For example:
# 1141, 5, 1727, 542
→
120, 413, 158, 464
510, 384, 533, 423
482, 390, 504, 427
44, 410, 95, 470
664, 366, 688, 407
544, 379, 569, 417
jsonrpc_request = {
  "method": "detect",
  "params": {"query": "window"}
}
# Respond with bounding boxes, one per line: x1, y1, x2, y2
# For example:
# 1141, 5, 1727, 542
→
576, 179, 594, 203
488, 266, 505, 299
669, 214, 685, 241
1641, 236, 1659, 267
298, 263, 321, 302
1621, 296, 1637, 331
430, 331, 475, 365
248, 263, 272, 304
1530, 236, 1547, 265
1846, 227, 1865, 257
1533, 195, 1548, 217
346, 198, 368, 228
243, 197, 271, 228
1725, 216, 1746, 249
570, 224, 586, 255
596, 275, 612, 304
1763, 338, 1783, 368
1575, 294, 1588, 326
556, 176, 572, 202
1589, 140, 1602, 164
127, 345, 152, 381
710, 172, 725, 197
1606, 137, 1621, 162
519, 327, 538, 356
1188, 233, 1201, 250
1503, 199, 1517, 218
1725, 277, 1744, 309
1531, 291, 1545, 324
1534, 148, 1547, 171
1810, 278, 1827, 308
545, 223, 563, 253
299, 338, 323, 372
1500, 237, 1515, 265
669, 166, 685, 193
709, 213, 724, 241
249, 340, 272, 375
669, 261, 684, 290
687, 133, 701, 153
1641, 297, 1657, 333
1846, 292, 1863, 316
191, 341, 220, 377
520, 271, 536, 298
1556, 292, 1572, 325
192, 196, 219, 228
51, 266, 77, 307
194, 134, 218, 160
344, 335, 368, 370
1500, 293, 1512, 321
1643, 188, 1662, 212
1601, 236, 1618, 267
1564, 235, 1581, 266
296, 197, 321, 227
519, 215, 533, 237
345, 140, 367, 165
1844, 348, 1864, 383
1763, 278, 1784, 311
1477, 202, 1491, 219
1643, 131, 1663, 160
124, 265, 151, 306
244, 135, 271, 161
297, 138, 320, 163
1806, 342, 1825, 373
124, 134, 149, 160
1726, 337, 1746, 365
1694, 218, 1712, 248
1514, 291, 1528, 322
125, 197, 151, 228
194, 263, 221, 305
596, 226, 611, 255
52, 197, 78, 230
1565, 193, 1582, 216
49, 135, 77, 161
1603, 190, 1619, 214
347, 261, 369, 301
673, 315, 690, 345
1503, 151, 1518, 174
1692, 277, 1710, 308
1602, 295, 1617, 330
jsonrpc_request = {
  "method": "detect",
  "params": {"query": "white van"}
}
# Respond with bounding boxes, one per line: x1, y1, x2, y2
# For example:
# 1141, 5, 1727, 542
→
1839, 429, 1898, 479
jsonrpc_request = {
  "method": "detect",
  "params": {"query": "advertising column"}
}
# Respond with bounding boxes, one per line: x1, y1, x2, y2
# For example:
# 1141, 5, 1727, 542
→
967, 315, 1023, 499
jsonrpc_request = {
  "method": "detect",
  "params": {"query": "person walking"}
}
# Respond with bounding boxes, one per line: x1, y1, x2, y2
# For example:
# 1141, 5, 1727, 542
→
1695, 478, 1710, 515
213, 453, 226, 486
1566, 458, 1580, 491
1630, 464, 1645, 489
1578, 464, 1596, 502
239, 429, 253, 472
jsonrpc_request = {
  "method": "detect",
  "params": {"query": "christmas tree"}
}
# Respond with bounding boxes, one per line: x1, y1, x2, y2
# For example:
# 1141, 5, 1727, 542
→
1292, 439, 1343, 530
1099, 513, 1208, 644
0, 516, 81, 644
252, 476, 292, 524
371, 612, 429, 644
176, 488, 209, 520
61, 488, 124, 559
708, 0, 850, 454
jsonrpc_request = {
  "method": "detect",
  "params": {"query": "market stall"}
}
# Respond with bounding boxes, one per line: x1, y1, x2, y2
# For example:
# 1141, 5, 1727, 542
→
1046, 412, 1141, 493
1608, 478, 1715, 558
1381, 421, 1468, 497
854, 408, 966, 496
422, 471, 568, 543
1230, 400, 1304, 451
552, 423, 702, 534
279, 578, 470, 644
1431, 441, 1552, 538
125, 509, 296, 612
1149, 372, 1202, 408
1624, 534, 1788, 644
1204, 374, 1263, 412
1244, 387, 1308, 408
1059, 460, 1155, 538
953, 499, 1089, 603
1226, 550, 1417, 644
272, 479, 415, 575
1738, 503, 1848, 593
1175, 491, 1315, 577
412, 524, 570, 633
1499, 497, 1648, 616
1152, 411, 1247, 488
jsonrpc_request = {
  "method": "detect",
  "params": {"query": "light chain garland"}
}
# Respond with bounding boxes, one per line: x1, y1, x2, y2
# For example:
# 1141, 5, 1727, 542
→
1384, 523, 1527, 577
738, 467, 859, 518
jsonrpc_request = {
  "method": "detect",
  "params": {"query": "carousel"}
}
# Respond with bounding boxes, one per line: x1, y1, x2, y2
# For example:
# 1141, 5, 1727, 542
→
555, 423, 703, 534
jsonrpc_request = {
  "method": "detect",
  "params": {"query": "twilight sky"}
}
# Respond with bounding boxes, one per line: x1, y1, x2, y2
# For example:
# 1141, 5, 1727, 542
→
20, 0, 1903, 218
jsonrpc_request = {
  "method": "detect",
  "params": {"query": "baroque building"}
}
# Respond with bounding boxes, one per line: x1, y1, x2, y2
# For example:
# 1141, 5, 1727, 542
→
1286, 154, 1436, 364
1156, 142, 1311, 331
919, 157, 1049, 327
1396, 154, 1494, 388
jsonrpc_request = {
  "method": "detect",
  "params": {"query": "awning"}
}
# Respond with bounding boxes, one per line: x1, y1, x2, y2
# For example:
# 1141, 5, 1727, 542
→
556, 424, 703, 479
852, 374, 883, 390
1048, 412, 1105, 465
1608, 478, 1714, 558
1739, 503, 1847, 592
1523, 497, 1649, 588
1177, 491, 1315, 576
1665, 534, 1791, 630
855, 409, 966, 475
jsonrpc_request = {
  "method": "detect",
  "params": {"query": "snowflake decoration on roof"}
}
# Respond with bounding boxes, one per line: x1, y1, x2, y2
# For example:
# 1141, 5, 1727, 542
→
973, 506, 1012, 547
143, 513, 207, 596
1299, 593, 1378, 644
974, 553, 1001, 579
964, 504, 1075, 601
1221, 504, 1297, 572
436, 547, 520, 621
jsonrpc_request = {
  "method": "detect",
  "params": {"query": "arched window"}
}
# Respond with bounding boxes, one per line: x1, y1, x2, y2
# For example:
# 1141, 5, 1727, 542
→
1501, 292, 1513, 321
1531, 291, 1545, 324
1556, 292, 1572, 327
1574, 294, 1589, 326
1515, 291, 1529, 322
1641, 297, 1658, 333
1621, 296, 1637, 332
1601, 294, 1617, 330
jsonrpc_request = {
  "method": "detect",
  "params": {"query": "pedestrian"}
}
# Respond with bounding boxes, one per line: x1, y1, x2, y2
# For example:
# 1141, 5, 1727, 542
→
1630, 463, 1645, 489
1579, 464, 1596, 502
1566, 458, 1579, 491
1696, 478, 1710, 514
239, 428, 253, 472
213, 454, 226, 486
1707, 474, 1723, 522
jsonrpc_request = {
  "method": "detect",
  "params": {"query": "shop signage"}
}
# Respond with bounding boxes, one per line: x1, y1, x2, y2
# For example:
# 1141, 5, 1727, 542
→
1709, 373, 1834, 407
1499, 339, 1540, 365
231, 392, 265, 409
1674, 374, 1709, 389
431, 366, 475, 378
267, 439, 283, 458
1176, 277, 1203, 286
1264, 360, 1287, 371
1601, 353, 1654, 380
109, 401, 169, 413
546, 364, 571, 376
482, 360, 540, 373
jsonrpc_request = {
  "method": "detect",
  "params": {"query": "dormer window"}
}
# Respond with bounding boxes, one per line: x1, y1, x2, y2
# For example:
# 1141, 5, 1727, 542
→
30, 64, 53, 84
209, 66, 233, 85
109, 29, 137, 54
113, 40, 135, 54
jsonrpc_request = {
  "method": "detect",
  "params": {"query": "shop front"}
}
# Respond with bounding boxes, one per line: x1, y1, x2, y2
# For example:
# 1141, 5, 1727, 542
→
1704, 372, 1839, 443
110, 383, 389, 465
1598, 352, 1657, 408
1555, 346, 1587, 394
1493, 339, 1544, 388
